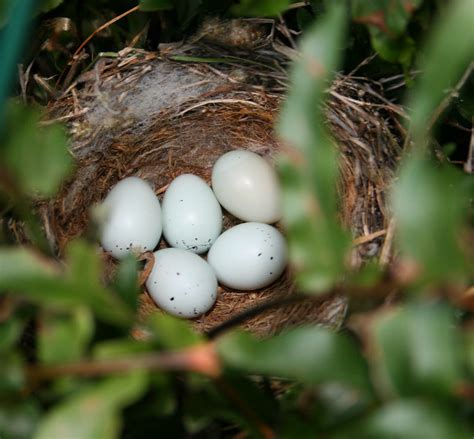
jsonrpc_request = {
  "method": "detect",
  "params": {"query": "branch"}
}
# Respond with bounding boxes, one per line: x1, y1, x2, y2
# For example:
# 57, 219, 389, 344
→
27, 343, 220, 382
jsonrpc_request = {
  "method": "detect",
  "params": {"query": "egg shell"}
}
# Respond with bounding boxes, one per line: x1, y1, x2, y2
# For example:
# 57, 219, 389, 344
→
146, 248, 218, 318
162, 174, 222, 254
100, 176, 162, 259
211, 150, 282, 223
207, 222, 288, 291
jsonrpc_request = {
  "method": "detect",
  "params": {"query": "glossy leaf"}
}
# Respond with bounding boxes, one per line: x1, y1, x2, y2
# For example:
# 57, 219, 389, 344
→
139, 0, 173, 12
218, 326, 372, 397
34, 372, 148, 439
370, 303, 463, 398
277, 3, 351, 292
0, 353, 25, 394
350, 399, 471, 439
144, 313, 204, 349
111, 254, 139, 311
3, 102, 73, 197
38, 307, 94, 364
352, 1, 422, 35
408, 0, 474, 143
0, 316, 23, 352
0, 242, 133, 325
93, 339, 152, 359
391, 156, 469, 284
0, 401, 41, 439
231, 0, 292, 17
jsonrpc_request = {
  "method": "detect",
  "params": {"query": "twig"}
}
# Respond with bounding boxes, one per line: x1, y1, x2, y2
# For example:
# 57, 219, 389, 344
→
379, 219, 396, 266
177, 99, 261, 117
353, 229, 387, 246
428, 61, 474, 132
27, 343, 220, 383
72, 5, 140, 60
206, 294, 325, 339
59, 5, 140, 88
215, 378, 276, 439
464, 116, 474, 174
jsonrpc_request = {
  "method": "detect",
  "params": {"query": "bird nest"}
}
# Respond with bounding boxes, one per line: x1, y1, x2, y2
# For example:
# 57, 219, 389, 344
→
42, 42, 405, 337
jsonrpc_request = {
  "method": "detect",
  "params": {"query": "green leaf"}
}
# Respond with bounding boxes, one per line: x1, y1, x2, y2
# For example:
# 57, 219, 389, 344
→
38, 307, 94, 364
144, 313, 204, 349
218, 326, 372, 397
466, 326, 474, 378
0, 316, 23, 352
111, 254, 139, 311
0, 242, 133, 326
139, 0, 173, 12
93, 339, 152, 360
34, 372, 148, 439
0, 353, 24, 394
370, 303, 463, 398
350, 399, 471, 439
391, 156, 469, 284
0, 401, 41, 439
38, 0, 63, 14
352, 0, 422, 36
277, 3, 351, 293
3, 102, 73, 197
175, 0, 202, 28
408, 0, 474, 143
231, 0, 292, 17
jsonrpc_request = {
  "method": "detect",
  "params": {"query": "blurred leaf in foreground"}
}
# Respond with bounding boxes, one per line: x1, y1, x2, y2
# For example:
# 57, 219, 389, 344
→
144, 313, 204, 350
218, 326, 372, 398
139, 0, 173, 12
2, 101, 73, 197
407, 0, 474, 143
111, 254, 139, 311
34, 372, 148, 439
38, 307, 94, 364
231, 0, 291, 17
347, 399, 471, 439
369, 302, 463, 399
0, 400, 40, 439
0, 241, 133, 325
391, 156, 469, 284
351, 0, 422, 68
278, 2, 351, 293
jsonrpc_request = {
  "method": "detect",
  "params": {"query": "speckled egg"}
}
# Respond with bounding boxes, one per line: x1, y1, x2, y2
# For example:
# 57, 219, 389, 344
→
99, 176, 162, 259
162, 174, 222, 254
207, 222, 288, 290
146, 248, 218, 318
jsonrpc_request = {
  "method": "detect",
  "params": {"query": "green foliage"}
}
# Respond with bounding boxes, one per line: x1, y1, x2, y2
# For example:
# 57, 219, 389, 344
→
348, 399, 471, 439
407, 0, 474, 143
391, 156, 469, 284
231, 0, 292, 17
351, 0, 423, 68
38, 307, 94, 364
278, 2, 351, 293
34, 373, 148, 439
218, 326, 372, 396
139, 0, 173, 12
2, 102, 73, 197
0, 241, 133, 325
0, 0, 473, 437
370, 303, 463, 399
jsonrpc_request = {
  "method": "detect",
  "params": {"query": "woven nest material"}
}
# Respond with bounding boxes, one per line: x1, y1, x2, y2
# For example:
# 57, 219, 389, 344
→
42, 41, 405, 336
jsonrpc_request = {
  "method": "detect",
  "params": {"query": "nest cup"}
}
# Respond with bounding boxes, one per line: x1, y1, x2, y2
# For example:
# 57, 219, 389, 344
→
44, 41, 404, 336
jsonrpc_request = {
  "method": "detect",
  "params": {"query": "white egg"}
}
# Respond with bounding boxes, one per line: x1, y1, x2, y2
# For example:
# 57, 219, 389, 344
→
162, 174, 222, 254
146, 248, 218, 318
99, 176, 162, 259
211, 150, 282, 223
207, 222, 288, 290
